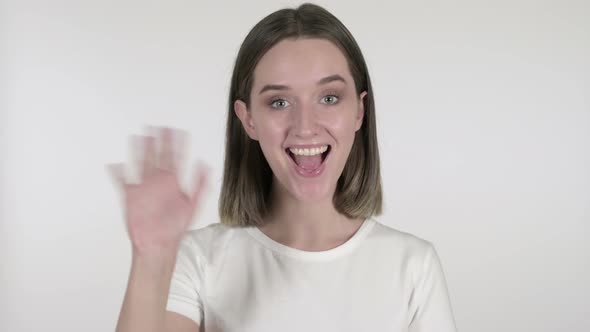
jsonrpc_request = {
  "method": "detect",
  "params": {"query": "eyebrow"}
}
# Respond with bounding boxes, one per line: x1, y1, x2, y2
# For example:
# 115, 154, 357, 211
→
258, 74, 347, 95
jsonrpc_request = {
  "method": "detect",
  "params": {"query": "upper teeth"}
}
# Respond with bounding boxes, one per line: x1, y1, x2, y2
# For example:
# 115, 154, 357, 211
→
289, 145, 328, 156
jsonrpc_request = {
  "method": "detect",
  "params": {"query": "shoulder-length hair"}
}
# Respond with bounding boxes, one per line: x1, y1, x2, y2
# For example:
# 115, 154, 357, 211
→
219, 3, 382, 227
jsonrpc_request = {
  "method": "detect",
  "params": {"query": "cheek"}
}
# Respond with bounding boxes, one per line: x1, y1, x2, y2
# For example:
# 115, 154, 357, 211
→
253, 116, 287, 152
322, 109, 359, 141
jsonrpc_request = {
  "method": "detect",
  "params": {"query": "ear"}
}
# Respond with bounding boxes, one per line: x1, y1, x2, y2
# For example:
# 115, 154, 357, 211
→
354, 91, 367, 131
234, 100, 259, 140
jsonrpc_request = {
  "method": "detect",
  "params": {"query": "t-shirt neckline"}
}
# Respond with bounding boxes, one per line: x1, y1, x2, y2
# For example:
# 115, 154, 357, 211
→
245, 218, 375, 261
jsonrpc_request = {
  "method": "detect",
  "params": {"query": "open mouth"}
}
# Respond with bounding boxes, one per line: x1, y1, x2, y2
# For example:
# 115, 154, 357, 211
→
285, 145, 331, 170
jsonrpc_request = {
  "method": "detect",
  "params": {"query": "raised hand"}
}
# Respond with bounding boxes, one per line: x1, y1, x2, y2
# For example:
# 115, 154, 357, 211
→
107, 126, 208, 257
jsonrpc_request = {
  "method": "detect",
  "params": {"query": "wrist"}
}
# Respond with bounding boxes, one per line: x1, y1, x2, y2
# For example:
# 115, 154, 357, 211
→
131, 246, 178, 274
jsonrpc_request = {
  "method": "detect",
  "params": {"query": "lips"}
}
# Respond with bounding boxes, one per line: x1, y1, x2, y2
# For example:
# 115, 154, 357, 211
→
285, 145, 331, 166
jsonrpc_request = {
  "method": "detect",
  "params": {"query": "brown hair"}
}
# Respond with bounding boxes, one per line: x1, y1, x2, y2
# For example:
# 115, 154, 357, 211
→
219, 3, 382, 227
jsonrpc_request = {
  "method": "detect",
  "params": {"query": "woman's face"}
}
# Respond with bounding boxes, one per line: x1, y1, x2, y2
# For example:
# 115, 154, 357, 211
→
235, 38, 366, 203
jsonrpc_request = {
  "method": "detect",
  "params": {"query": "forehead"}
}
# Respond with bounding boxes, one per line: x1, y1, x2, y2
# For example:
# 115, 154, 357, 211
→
253, 38, 352, 87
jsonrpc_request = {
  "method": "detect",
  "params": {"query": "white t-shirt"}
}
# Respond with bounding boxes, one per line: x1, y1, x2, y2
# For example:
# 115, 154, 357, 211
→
166, 218, 457, 332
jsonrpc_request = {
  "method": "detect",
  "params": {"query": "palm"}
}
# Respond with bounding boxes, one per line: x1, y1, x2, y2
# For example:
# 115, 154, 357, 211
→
108, 126, 208, 254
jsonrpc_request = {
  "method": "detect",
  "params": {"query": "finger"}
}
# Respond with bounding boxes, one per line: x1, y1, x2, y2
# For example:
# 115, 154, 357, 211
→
188, 163, 209, 219
158, 127, 175, 171
106, 163, 127, 191
173, 129, 189, 173
131, 135, 152, 182
142, 135, 157, 180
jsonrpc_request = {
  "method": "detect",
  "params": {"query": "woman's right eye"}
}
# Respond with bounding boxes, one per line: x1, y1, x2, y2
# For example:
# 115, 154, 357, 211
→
270, 99, 290, 109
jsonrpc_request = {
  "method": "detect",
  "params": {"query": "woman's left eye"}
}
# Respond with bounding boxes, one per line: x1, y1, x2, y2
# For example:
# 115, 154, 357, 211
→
321, 95, 339, 105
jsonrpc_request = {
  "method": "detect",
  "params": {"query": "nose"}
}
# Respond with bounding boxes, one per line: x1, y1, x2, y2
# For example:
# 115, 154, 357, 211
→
291, 103, 318, 139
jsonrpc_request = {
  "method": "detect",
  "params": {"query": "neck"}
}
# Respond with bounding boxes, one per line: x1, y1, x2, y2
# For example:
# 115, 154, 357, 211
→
260, 179, 364, 251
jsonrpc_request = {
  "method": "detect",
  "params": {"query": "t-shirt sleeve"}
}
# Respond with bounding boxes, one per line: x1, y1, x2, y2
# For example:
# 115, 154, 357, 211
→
166, 235, 205, 326
407, 242, 457, 332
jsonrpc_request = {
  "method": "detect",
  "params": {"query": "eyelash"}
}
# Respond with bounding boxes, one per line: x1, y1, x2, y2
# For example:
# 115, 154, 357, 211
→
269, 93, 341, 109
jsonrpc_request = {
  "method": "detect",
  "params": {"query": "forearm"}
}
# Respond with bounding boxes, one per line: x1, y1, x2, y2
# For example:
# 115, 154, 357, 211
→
116, 251, 177, 332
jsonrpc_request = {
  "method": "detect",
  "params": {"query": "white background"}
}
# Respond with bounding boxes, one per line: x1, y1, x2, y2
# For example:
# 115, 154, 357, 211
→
1, 0, 589, 331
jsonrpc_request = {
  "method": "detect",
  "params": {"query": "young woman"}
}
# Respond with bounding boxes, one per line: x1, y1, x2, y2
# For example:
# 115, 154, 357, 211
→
111, 3, 457, 332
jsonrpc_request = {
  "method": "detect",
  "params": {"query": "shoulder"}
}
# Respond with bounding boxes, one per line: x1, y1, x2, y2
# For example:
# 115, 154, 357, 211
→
184, 222, 237, 245
367, 218, 439, 279
368, 217, 434, 254
177, 222, 240, 264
